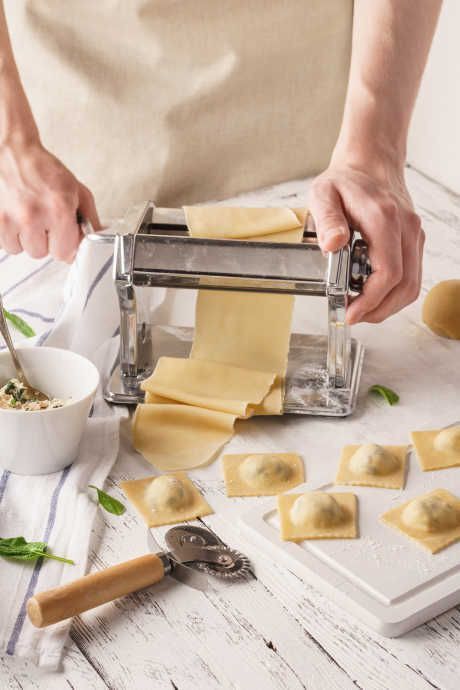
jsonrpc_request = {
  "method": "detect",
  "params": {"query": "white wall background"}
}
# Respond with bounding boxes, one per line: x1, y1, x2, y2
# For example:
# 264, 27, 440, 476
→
407, 0, 460, 194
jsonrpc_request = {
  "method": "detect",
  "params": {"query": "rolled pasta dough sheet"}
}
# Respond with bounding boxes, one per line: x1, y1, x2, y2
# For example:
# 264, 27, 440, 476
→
141, 357, 276, 417
183, 206, 302, 239
191, 290, 295, 414
133, 404, 236, 471
188, 208, 304, 415
133, 206, 307, 470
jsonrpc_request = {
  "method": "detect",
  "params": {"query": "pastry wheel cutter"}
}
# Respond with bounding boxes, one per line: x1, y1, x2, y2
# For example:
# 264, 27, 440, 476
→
27, 525, 251, 628
86, 201, 371, 416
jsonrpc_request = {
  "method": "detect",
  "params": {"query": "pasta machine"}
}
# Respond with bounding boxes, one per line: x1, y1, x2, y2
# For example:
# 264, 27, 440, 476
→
90, 202, 370, 416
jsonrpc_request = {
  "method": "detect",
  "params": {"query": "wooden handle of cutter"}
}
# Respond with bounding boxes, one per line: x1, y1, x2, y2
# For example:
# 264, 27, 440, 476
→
27, 553, 167, 628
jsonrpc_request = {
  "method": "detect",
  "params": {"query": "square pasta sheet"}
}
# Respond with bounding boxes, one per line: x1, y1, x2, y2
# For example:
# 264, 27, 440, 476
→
411, 427, 460, 471
222, 452, 305, 496
278, 492, 358, 542
380, 488, 460, 554
335, 444, 408, 489
120, 472, 213, 527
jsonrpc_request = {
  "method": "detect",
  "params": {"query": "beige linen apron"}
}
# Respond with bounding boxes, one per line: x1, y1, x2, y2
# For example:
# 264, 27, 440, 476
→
5, 1, 353, 220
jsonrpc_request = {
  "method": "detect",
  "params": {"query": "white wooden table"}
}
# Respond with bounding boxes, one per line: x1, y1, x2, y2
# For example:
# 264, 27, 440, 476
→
2, 167, 460, 690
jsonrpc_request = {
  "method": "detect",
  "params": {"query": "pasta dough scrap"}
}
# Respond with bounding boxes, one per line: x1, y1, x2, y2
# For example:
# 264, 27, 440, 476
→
278, 492, 358, 541
380, 489, 460, 554
222, 452, 304, 496
141, 357, 276, 417
133, 404, 236, 471
411, 427, 460, 471
335, 444, 407, 489
120, 472, 213, 527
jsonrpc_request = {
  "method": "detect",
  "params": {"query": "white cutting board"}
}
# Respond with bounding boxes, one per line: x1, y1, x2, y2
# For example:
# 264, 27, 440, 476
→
240, 449, 460, 637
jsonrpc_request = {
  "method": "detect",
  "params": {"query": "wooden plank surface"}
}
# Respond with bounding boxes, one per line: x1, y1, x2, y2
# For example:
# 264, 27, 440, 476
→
3, 166, 460, 689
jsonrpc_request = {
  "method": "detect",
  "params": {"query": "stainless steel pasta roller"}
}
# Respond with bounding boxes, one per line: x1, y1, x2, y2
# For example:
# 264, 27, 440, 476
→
88, 201, 371, 416
27, 524, 252, 628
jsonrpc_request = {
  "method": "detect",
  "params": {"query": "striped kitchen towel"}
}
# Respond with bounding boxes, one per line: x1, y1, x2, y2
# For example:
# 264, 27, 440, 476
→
0, 236, 127, 669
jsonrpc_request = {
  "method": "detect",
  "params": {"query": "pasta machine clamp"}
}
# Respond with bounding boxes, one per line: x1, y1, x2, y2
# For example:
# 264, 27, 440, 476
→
91, 202, 370, 416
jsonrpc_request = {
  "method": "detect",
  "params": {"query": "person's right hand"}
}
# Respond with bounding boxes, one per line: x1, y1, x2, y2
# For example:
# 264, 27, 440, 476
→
0, 140, 101, 262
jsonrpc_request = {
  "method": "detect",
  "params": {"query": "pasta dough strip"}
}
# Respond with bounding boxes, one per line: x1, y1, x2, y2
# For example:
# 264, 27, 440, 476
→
132, 207, 305, 470
188, 207, 304, 414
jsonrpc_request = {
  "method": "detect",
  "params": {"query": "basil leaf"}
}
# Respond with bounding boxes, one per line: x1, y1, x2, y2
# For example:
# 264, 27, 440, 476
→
0, 536, 74, 564
88, 485, 126, 516
369, 384, 399, 406
3, 309, 36, 338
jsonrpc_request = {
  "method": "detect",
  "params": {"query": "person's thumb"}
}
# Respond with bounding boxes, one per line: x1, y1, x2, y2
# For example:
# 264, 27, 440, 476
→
78, 183, 102, 232
308, 180, 349, 252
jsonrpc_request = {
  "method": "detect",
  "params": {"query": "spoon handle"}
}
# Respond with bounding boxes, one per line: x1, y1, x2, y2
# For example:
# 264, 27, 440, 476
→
0, 294, 28, 385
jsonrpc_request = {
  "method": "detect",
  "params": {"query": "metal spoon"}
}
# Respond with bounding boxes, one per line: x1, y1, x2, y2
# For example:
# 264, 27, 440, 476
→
0, 294, 49, 402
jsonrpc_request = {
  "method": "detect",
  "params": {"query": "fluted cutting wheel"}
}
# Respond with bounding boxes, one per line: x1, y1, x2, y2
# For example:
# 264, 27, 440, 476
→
192, 545, 252, 580
165, 525, 252, 580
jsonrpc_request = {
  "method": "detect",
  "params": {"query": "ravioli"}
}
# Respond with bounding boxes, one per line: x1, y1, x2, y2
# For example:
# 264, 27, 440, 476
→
380, 488, 460, 553
278, 491, 358, 541
222, 452, 304, 496
120, 472, 213, 527
335, 444, 407, 489
411, 426, 460, 471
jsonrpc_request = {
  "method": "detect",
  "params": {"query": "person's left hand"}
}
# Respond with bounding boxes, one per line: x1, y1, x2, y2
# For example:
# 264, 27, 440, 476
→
308, 162, 425, 324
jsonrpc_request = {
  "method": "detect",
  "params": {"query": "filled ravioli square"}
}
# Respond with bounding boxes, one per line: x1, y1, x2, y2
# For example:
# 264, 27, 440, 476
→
222, 452, 304, 496
380, 488, 460, 554
411, 426, 460, 471
278, 491, 358, 541
335, 443, 408, 489
120, 472, 213, 527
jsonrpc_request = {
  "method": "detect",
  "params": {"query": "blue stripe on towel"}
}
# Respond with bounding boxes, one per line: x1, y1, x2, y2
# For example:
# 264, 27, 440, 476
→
0, 470, 10, 503
6, 465, 71, 655
10, 308, 55, 324
3, 259, 54, 298
36, 329, 52, 347
83, 256, 112, 310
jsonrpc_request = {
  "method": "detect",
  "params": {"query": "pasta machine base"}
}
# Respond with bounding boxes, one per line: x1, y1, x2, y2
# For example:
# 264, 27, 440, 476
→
104, 326, 364, 416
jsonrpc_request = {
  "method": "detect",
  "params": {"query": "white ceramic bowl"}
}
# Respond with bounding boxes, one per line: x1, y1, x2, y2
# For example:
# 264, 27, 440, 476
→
0, 347, 99, 475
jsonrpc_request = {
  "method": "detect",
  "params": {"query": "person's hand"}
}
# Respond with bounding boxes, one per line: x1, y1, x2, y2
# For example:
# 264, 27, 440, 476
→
308, 162, 424, 324
0, 140, 101, 262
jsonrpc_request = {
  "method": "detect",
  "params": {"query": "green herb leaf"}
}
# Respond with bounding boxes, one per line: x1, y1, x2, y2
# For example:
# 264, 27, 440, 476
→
88, 485, 126, 516
369, 384, 399, 406
0, 536, 74, 564
3, 309, 36, 338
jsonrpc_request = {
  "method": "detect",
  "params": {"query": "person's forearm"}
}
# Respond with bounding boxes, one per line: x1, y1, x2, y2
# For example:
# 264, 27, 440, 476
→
333, 0, 442, 176
0, 0, 39, 146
